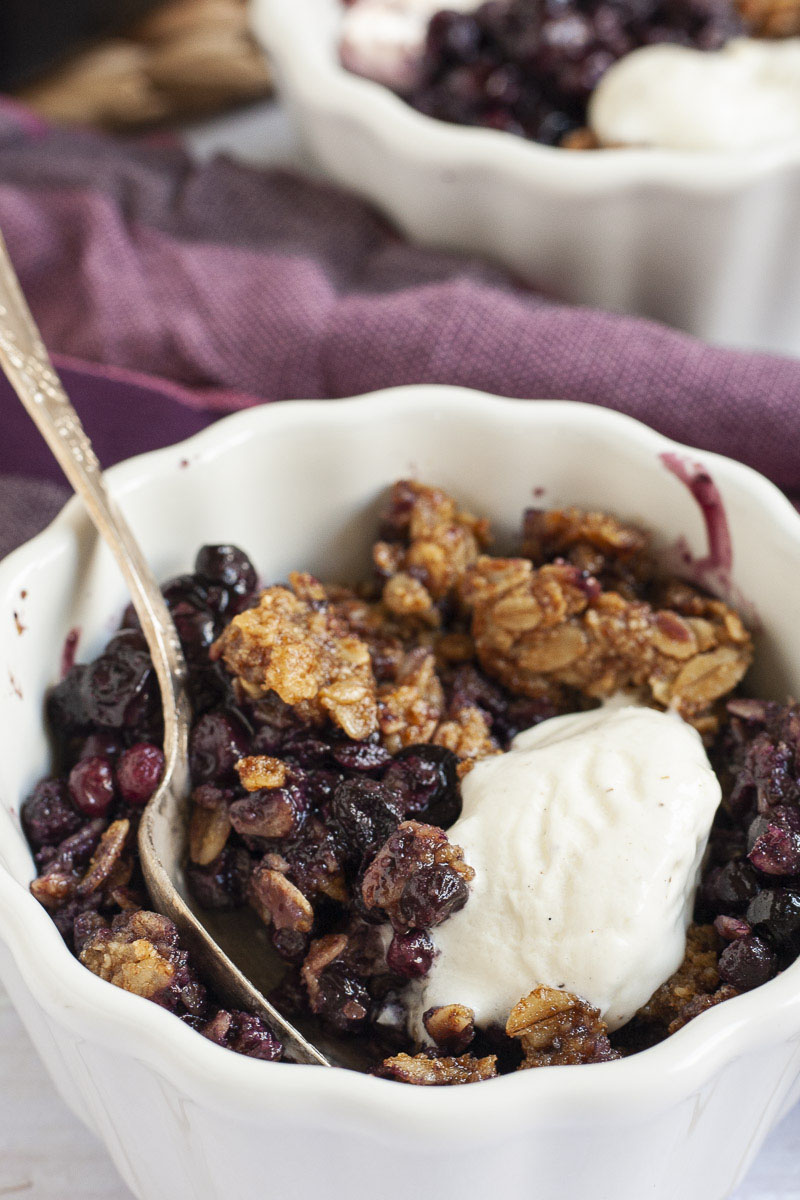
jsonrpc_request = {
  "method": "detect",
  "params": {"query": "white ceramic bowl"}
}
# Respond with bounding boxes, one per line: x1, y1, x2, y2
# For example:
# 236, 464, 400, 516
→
2, 388, 800, 1200
250, 0, 800, 358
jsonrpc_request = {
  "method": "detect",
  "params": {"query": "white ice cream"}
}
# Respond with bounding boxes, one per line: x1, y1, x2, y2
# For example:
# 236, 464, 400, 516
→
340, 0, 482, 91
409, 705, 721, 1041
589, 38, 800, 152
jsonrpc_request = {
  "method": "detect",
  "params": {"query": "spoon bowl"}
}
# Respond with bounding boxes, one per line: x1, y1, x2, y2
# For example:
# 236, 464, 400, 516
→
0, 231, 330, 1068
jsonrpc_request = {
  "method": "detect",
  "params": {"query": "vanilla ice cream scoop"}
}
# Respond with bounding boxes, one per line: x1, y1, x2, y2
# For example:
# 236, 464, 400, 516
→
589, 38, 800, 152
409, 705, 721, 1041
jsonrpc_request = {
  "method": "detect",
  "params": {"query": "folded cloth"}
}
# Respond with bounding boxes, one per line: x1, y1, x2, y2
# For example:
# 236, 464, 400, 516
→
1, 97, 800, 559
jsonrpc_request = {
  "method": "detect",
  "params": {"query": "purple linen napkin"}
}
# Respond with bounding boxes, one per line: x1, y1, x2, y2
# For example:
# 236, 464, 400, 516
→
1, 98, 799, 559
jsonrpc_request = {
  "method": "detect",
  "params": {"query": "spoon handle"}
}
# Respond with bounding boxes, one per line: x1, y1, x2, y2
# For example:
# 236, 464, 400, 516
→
0, 234, 331, 1067
0, 231, 190, 789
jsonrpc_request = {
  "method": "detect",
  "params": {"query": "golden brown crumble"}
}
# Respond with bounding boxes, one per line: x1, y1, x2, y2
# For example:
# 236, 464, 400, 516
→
235, 754, 288, 791
377, 1051, 498, 1085
635, 923, 736, 1033
80, 910, 178, 1000
373, 480, 491, 623
76, 818, 131, 897
301, 933, 350, 1012
433, 703, 499, 776
506, 986, 620, 1067
249, 862, 314, 935
188, 799, 230, 866
461, 555, 752, 729
667, 984, 741, 1034
423, 1004, 476, 1054
522, 505, 649, 568
560, 126, 600, 150
212, 571, 379, 740
522, 505, 653, 598
377, 648, 444, 753
738, 0, 800, 35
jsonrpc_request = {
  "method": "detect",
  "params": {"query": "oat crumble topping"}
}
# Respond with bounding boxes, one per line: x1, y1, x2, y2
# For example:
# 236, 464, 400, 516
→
25, 481, 793, 1083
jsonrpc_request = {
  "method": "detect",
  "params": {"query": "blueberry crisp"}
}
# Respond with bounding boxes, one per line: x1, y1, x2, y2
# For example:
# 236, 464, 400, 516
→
339, 0, 800, 152
22, 483, 800, 1084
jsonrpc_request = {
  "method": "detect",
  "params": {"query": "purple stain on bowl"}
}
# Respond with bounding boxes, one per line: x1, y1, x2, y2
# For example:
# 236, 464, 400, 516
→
61, 627, 81, 677
660, 452, 756, 622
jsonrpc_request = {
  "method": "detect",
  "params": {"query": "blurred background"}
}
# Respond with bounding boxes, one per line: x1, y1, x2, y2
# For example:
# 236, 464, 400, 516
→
0, 0, 272, 130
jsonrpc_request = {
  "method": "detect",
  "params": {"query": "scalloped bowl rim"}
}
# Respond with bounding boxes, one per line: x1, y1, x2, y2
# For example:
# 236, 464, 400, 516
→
252, 0, 800, 195
2, 388, 800, 1139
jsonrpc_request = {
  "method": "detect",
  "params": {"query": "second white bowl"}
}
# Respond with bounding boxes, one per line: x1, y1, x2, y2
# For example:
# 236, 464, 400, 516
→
251, 0, 800, 358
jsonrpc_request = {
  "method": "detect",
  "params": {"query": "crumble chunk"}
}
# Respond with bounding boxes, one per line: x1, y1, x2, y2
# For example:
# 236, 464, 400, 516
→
423, 1003, 475, 1054
522, 505, 652, 598
377, 1051, 497, 1085
462, 556, 752, 728
235, 755, 288, 790
249, 862, 314, 934
433, 703, 499, 776
361, 820, 474, 932
212, 571, 379, 740
188, 796, 231, 865
738, 0, 800, 35
374, 480, 491, 622
522, 505, 649, 567
76, 818, 131, 897
377, 647, 444, 753
507, 986, 620, 1067
80, 909, 180, 999
635, 923, 737, 1034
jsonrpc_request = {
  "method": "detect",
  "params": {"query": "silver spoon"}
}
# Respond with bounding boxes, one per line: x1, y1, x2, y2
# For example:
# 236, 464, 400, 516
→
0, 232, 330, 1068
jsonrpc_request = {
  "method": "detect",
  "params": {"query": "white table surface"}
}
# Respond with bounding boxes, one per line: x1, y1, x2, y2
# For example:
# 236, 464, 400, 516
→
3, 99, 799, 1200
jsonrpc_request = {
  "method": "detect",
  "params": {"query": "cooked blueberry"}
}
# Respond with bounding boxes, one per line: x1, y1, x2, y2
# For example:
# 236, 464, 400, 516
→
47, 665, 91, 734
80, 644, 156, 729
747, 807, 800, 876
705, 860, 760, 911
746, 888, 800, 947
314, 963, 370, 1033
195, 545, 257, 596
718, 935, 777, 991
271, 927, 310, 962
399, 863, 470, 929
187, 660, 236, 716
331, 740, 392, 772
21, 779, 83, 849
52, 895, 103, 951
387, 929, 435, 978
330, 778, 402, 862
117, 743, 165, 806
189, 711, 249, 784
281, 733, 332, 769
227, 1012, 283, 1060
186, 846, 251, 910
747, 734, 798, 812
170, 600, 217, 655
68, 756, 116, 817
384, 745, 460, 826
